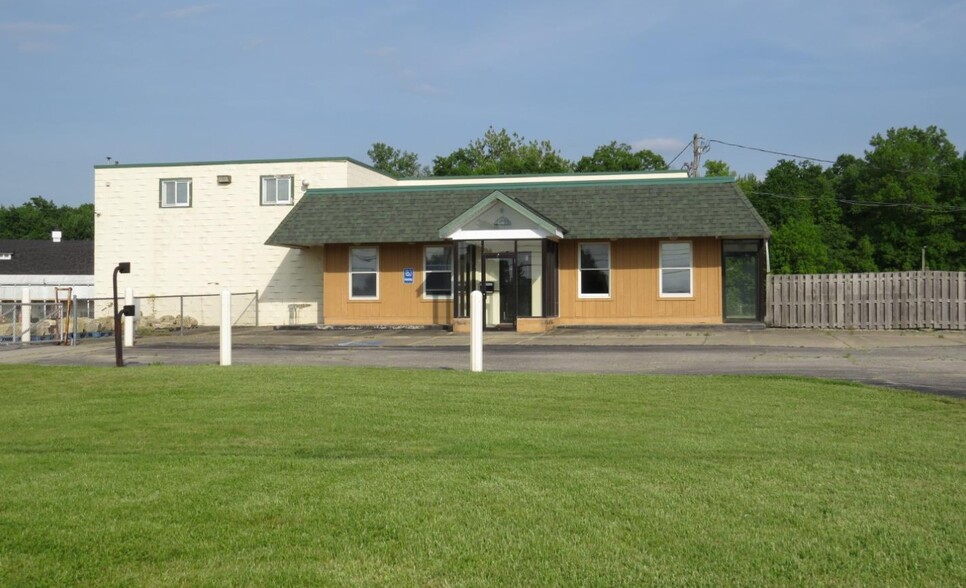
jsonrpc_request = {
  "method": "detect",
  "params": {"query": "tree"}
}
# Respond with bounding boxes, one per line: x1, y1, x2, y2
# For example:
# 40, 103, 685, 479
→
845, 126, 964, 271
431, 128, 572, 176
367, 142, 425, 177
0, 196, 94, 240
703, 159, 736, 177
749, 160, 867, 274
574, 141, 666, 172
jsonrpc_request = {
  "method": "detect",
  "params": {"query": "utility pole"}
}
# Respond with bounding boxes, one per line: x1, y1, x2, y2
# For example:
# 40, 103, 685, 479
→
691, 133, 701, 177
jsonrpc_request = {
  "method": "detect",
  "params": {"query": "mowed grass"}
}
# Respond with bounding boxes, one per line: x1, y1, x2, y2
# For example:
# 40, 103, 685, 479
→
0, 366, 964, 586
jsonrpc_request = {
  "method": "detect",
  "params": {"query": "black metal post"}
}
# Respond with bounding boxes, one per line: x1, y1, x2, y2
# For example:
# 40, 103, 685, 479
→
113, 262, 130, 367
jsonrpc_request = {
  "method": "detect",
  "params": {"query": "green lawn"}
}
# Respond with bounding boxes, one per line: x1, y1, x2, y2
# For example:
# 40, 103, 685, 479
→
0, 366, 964, 586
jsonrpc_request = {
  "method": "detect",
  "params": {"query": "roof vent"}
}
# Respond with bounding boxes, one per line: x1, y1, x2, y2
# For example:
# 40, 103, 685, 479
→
0, 253, 11, 261
52, 230, 62, 243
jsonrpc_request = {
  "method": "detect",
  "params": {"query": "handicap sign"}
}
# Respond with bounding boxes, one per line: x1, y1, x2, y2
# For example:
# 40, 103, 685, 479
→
403, 268, 414, 285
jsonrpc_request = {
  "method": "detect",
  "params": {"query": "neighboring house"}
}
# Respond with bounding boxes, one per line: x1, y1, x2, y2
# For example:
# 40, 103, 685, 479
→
0, 236, 94, 302
95, 158, 771, 331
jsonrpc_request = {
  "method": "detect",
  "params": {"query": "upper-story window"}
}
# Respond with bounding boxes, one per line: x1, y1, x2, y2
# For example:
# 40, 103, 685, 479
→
261, 175, 294, 206
160, 178, 191, 208
578, 242, 610, 298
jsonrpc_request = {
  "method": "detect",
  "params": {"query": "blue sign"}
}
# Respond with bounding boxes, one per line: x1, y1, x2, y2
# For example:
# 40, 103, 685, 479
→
403, 268, 415, 285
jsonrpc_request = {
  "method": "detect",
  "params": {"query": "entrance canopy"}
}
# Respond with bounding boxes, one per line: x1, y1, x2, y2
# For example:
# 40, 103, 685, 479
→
439, 191, 565, 241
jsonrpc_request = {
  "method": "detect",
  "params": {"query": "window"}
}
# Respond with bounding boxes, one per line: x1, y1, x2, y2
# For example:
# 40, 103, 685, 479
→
660, 241, 692, 297
261, 175, 293, 205
579, 243, 610, 297
349, 247, 378, 299
424, 246, 453, 297
160, 179, 191, 208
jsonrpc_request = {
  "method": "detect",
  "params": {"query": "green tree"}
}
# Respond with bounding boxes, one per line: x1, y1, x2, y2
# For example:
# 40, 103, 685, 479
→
367, 142, 425, 177
845, 126, 964, 271
0, 196, 93, 240
750, 160, 867, 274
574, 141, 666, 172
431, 128, 572, 176
703, 159, 736, 177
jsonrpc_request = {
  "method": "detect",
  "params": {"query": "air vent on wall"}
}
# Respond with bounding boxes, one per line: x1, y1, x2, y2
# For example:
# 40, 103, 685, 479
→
217, 175, 232, 185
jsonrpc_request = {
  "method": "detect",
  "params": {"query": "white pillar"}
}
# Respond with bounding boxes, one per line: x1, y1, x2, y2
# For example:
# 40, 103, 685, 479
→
123, 287, 134, 348
20, 287, 31, 343
470, 290, 483, 372
220, 290, 232, 366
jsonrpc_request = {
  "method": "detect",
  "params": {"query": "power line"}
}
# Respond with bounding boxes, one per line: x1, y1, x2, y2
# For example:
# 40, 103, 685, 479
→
709, 137, 960, 179
707, 139, 836, 164
748, 190, 966, 213
666, 139, 693, 168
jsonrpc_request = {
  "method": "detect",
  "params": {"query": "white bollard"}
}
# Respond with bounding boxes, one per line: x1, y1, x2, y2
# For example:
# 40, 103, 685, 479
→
220, 289, 232, 366
124, 287, 134, 348
21, 287, 31, 343
470, 290, 483, 372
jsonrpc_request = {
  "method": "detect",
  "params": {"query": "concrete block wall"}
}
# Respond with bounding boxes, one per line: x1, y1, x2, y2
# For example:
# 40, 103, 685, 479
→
94, 159, 395, 326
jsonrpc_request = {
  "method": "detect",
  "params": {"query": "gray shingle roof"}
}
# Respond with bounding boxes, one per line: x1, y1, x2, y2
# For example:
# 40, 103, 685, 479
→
266, 177, 770, 247
0, 240, 94, 275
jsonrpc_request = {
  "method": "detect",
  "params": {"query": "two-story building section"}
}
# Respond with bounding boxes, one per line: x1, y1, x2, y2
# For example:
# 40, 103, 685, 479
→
94, 157, 396, 326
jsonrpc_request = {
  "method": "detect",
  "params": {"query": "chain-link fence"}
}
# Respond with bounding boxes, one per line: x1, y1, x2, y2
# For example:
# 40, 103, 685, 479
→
2, 291, 258, 344
0, 299, 90, 344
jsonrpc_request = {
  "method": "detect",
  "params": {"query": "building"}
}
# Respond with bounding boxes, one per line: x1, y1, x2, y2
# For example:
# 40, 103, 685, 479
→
94, 158, 770, 331
0, 235, 94, 301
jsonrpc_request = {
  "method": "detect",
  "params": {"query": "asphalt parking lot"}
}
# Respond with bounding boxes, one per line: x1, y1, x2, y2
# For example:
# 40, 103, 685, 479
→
2, 326, 965, 398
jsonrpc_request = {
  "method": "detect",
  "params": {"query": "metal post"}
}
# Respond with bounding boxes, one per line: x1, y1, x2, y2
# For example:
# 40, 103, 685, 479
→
113, 262, 130, 367
470, 290, 483, 372
21, 287, 31, 343
220, 289, 232, 366
124, 288, 134, 348
71, 295, 79, 345
180, 295, 184, 336
254, 290, 259, 327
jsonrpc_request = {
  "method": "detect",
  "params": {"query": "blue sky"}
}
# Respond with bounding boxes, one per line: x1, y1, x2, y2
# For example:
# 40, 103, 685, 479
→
1, 0, 965, 206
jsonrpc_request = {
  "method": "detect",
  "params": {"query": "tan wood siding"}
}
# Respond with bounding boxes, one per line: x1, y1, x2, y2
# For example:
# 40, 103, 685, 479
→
323, 243, 453, 325
558, 238, 723, 325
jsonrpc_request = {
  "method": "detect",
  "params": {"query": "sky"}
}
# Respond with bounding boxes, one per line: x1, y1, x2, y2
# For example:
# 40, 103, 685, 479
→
1, 0, 965, 207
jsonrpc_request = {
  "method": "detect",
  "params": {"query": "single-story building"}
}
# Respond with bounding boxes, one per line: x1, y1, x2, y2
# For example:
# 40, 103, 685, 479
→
93, 158, 770, 331
0, 235, 94, 302
266, 175, 771, 331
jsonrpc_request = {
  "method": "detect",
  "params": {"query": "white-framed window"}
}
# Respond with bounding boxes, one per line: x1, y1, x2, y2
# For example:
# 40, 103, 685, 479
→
578, 242, 610, 298
160, 178, 191, 208
261, 175, 293, 205
660, 241, 693, 297
424, 245, 453, 298
349, 247, 378, 300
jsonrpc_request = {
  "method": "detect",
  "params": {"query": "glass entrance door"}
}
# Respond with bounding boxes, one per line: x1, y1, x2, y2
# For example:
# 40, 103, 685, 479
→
723, 241, 760, 321
483, 255, 516, 329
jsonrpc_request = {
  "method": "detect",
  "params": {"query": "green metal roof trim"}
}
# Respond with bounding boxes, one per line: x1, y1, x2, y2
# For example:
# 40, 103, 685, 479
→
94, 156, 382, 172
265, 177, 771, 247
394, 168, 688, 181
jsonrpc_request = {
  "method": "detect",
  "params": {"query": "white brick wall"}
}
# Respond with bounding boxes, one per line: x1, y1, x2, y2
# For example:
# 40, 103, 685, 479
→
94, 159, 395, 326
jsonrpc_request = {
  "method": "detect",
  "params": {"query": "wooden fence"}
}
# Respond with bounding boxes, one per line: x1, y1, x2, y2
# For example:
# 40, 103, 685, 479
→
766, 271, 966, 329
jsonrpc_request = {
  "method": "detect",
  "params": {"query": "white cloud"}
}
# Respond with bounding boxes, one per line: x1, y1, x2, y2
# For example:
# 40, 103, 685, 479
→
366, 46, 399, 59
632, 137, 688, 153
164, 5, 215, 19
0, 22, 72, 34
